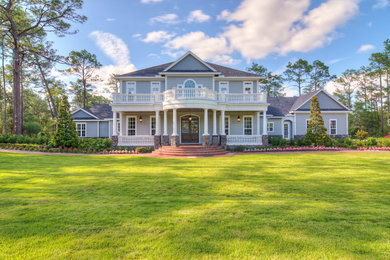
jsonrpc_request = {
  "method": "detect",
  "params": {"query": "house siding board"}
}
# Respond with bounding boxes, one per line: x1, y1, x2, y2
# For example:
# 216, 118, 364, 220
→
298, 91, 347, 111
99, 121, 109, 137
169, 55, 211, 71
72, 110, 95, 119
86, 122, 98, 138
229, 81, 244, 94
295, 113, 348, 136
166, 76, 213, 90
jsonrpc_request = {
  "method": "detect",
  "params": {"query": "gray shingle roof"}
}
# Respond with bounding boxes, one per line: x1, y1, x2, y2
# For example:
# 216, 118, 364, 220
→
289, 90, 321, 111
86, 104, 113, 120
267, 96, 298, 116
117, 62, 260, 78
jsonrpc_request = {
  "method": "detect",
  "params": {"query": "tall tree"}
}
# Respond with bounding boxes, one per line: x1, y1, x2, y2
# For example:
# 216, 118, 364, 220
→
0, 37, 7, 133
334, 69, 358, 108
307, 60, 335, 92
0, 0, 86, 134
247, 63, 285, 97
283, 59, 312, 96
65, 49, 101, 108
305, 96, 331, 145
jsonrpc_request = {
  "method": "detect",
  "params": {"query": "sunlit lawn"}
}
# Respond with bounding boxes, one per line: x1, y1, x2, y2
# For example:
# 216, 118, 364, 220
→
1, 152, 390, 259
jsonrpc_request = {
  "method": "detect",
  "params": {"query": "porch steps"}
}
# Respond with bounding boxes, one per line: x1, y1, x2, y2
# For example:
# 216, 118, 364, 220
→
153, 145, 229, 157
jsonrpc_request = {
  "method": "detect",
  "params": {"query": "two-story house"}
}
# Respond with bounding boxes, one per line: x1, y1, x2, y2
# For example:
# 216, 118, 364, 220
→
71, 51, 351, 149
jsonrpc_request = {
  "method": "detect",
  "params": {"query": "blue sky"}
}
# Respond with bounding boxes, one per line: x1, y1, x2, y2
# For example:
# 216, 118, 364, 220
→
49, 0, 390, 96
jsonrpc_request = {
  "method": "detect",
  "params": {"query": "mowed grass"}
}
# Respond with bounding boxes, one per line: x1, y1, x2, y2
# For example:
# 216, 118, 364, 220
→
1, 152, 390, 259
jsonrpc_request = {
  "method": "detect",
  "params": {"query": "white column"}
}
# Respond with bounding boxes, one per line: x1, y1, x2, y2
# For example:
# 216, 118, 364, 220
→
163, 110, 168, 135
257, 112, 261, 136
119, 112, 123, 136
112, 111, 117, 136
263, 110, 268, 135
203, 108, 209, 135
172, 108, 178, 136
221, 110, 226, 135
155, 110, 161, 136
212, 109, 217, 135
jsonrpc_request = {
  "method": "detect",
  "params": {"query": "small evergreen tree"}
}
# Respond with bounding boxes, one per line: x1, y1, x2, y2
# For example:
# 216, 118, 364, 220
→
54, 95, 79, 148
305, 96, 331, 145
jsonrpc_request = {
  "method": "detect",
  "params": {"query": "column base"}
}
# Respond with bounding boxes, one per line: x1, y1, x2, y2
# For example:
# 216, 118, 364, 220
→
262, 135, 269, 146
112, 135, 118, 148
202, 134, 211, 147
154, 135, 161, 150
171, 135, 180, 147
212, 135, 219, 146
162, 135, 169, 146
220, 135, 227, 149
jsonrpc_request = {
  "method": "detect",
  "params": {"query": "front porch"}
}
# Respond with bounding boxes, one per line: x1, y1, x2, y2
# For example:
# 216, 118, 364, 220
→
111, 109, 269, 148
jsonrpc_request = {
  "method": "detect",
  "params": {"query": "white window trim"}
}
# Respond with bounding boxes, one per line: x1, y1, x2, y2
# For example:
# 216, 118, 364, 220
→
219, 81, 229, 93
177, 79, 203, 89
330, 119, 337, 135
150, 116, 156, 135
126, 81, 136, 94
243, 81, 253, 94
150, 81, 161, 94
243, 115, 253, 136
225, 115, 230, 135
283, 122, 290, 140
76, 122, 86, 137
267, 122, 274, 133
126, 116, 137, 136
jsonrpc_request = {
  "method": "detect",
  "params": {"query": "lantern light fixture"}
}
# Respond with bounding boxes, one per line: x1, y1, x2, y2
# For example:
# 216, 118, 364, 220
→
139, 116, 143, 123
237, 116, 241, 122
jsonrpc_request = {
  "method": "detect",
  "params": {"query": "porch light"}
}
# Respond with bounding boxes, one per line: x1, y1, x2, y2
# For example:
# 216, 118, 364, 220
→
188, 115, 193, 121
237, 116, 241, 122
139, 116, 143, 123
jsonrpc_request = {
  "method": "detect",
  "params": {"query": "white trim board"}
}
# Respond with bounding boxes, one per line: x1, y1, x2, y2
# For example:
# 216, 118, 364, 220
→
71, 108, 99, 119
292, 89, 352, 112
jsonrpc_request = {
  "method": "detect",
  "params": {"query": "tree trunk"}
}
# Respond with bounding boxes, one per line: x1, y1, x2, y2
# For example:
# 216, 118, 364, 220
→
83, 78, 86, 109
1, 40, 6, 134
12, 40, 22, 135
37, 61, 58, 118
387, 71, 389, 124
380, 73, 384, 133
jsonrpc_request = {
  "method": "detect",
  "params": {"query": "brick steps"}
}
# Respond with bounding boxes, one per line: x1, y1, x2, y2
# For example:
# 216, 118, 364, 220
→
153, 145, 228, 157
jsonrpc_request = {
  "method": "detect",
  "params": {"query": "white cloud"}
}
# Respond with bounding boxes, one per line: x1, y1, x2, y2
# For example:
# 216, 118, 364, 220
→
164, 31, 239, 65
221, 0, 360, 59
187, 10, 211, 23
89, 31, 136, 94
141, 0, 162, 3
283, 87, 299, 97
373, 0, 389, 9
150, 13, 180, 25
105, 18, 115, 22
327, 57, 346, 64
357, 44, 375, 53
132, 33, 142, 38
142, 31, 176, 43
325, 80, 338, 94
217, 10, 231, 21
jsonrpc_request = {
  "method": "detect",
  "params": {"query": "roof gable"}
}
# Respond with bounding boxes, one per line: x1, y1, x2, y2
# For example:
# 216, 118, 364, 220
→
163, 51, 216, 72
292, 90, 350, 112
72, 108, 98, 120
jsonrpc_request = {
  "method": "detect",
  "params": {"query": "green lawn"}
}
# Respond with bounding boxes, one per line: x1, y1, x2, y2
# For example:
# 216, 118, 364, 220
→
1, 152, 390, 259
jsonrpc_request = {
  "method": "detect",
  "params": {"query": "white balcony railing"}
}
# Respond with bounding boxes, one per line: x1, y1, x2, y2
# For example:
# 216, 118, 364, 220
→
112, 89, 266, 105
226, 135, 263, 146
118, 135, 154, 146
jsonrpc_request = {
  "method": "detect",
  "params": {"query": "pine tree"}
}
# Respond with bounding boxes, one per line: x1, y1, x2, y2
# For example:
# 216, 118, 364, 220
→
53, 95, 79, 148
305, 96, 331, 145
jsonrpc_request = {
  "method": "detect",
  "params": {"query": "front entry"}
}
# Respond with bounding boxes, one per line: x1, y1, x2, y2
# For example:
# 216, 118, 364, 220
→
181, 115, 199, 143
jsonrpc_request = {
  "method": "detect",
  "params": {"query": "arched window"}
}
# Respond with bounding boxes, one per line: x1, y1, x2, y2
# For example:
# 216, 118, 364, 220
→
184, 80, 196, 89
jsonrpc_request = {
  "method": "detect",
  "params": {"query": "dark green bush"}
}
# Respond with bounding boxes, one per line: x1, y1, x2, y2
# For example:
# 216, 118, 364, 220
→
135, 147, 152, 153
233, 145, 246, 152
268, 137, 280, 146
24, 122, 42, 136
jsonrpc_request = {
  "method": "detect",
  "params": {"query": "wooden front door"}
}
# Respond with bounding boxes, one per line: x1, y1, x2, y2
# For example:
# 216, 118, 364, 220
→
181, 115, 199, 143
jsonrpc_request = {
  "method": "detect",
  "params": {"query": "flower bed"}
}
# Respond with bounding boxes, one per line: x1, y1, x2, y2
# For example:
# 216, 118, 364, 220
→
244, 146, 347, 153
356, 146, 390, 151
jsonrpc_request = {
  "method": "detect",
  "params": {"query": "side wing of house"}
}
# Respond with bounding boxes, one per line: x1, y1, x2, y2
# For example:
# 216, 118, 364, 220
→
294, 91, 350, 137
71, 108, 111, 138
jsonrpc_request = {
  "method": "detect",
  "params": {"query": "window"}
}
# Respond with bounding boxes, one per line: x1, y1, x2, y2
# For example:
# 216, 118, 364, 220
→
267, 122, 274, 132
126, 82, 136, 94
284, 123, 289, 139
127, 117, 136, 136
219, 81, 229, 94
184, 79, 196, 88
225, 116, 230, 135
151, 82, 161, 94
243, 81, 253, 94
243, 116, 253, 135
117, 121, 120, 135
76, 123, 86, 137
330, 120, 337, 135
150, 116, 156, 135
306, 119, 310, 132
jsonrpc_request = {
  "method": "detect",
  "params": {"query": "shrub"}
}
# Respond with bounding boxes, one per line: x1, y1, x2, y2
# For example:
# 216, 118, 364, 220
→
135, 147, 152, 153
355, 130, 369, 140
297, 138, 306, 147
268, 137, 280, 146
24, 122, 42, 136
53, 95, 79, 148
233, 145, 246, 152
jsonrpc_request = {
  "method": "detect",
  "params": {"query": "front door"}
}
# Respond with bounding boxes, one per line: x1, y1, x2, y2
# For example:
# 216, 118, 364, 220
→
181, 115, 199, 143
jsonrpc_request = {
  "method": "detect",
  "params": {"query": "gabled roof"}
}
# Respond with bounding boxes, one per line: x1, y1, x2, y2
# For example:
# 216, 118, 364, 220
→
71, 107, 99, 119
268, 96, 298, 116
86, 104, 113, 120
163, 51, 217, 72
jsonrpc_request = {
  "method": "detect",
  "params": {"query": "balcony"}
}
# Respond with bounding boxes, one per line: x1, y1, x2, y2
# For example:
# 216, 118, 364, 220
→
112, 88, 267, 106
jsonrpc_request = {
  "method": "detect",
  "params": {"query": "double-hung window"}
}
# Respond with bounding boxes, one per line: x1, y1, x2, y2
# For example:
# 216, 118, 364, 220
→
243, 116, 253, 135
224, 116, 230, 135
127, 117, 136, 136
126, 82, 136, 94
219, 81, 229, 94
243, 81, 253, 94
150, 116, 156, 135
330, 120, 337, 135
306, 119, 310, 132
267, 122, 274, 132
76, 123, 86, 137
151, 82, 161, 94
